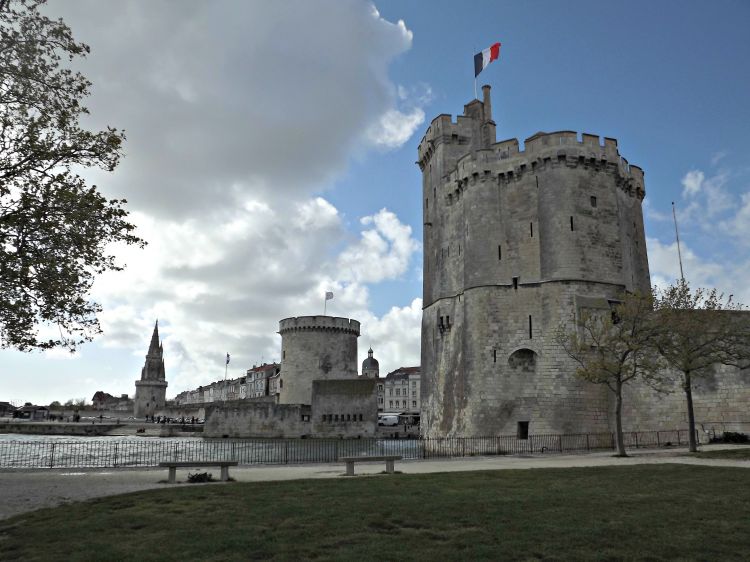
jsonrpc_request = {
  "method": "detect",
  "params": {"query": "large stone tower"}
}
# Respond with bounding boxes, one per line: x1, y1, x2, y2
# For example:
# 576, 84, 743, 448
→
277, 316, 360, 404
134, 321, 168, 418
417, 86, 650, 437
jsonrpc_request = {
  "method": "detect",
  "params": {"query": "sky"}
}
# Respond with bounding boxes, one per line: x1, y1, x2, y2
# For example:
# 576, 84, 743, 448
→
2, 0, 750, 406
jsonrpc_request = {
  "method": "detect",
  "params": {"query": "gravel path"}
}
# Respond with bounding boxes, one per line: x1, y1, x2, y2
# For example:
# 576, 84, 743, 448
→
1, 445, 747, 521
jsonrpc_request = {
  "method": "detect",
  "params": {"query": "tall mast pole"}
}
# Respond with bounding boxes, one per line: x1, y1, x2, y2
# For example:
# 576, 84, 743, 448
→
672, 201, 685, 282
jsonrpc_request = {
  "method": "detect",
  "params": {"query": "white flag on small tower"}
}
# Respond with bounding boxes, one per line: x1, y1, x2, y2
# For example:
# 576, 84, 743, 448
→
324, 291, 334, 315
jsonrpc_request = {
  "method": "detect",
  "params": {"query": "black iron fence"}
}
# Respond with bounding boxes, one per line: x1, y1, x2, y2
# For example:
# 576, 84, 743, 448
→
0, 429, 703, 469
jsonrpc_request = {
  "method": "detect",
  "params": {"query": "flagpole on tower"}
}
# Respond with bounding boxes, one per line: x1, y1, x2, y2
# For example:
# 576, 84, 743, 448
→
324, 291, 333, 315
473, 46, 478, 99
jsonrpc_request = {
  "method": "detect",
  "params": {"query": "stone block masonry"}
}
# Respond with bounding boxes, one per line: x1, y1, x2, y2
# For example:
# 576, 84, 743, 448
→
278, 316, 360, 405
418, 86, 650, 438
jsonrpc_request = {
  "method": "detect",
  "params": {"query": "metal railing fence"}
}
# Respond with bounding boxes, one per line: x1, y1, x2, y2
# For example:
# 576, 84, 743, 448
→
0, 429, 703, 469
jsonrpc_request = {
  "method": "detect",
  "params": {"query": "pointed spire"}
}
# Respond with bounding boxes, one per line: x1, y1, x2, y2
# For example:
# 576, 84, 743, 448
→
368, 347, 374, 357
147, 320, 160, 356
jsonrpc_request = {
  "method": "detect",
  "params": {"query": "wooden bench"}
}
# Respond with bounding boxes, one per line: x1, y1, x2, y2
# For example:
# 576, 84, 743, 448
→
339, 455, 403, 476
158, 461, 238, 483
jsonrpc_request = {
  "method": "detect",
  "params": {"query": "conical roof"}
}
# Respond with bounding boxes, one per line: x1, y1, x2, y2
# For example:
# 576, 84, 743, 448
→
147, 320, 161, 356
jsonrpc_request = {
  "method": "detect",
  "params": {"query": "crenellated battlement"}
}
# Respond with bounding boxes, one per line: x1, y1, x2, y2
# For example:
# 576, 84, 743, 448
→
417, 113, 478, 170
442, 130, 645, 200
417, 85, 495, 171
278, 316, 360, 336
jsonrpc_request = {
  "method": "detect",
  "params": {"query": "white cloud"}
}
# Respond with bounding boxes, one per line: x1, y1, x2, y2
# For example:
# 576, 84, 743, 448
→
681, 170, 704, 197
647, 237, 750, 305
54, 0, 425, 217
356, 298, 423, 374
711, 151, 727, 166
366, 107, 425, 149
337, 208, 421, 283
720, 191, 750, 245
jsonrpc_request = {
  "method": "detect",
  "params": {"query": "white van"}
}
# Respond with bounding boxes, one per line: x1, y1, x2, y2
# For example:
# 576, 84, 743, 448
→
378, 414, 399, 427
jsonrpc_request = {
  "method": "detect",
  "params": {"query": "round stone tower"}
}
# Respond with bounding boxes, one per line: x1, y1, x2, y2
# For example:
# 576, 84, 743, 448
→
417, 86, 650, 437
277, 315, 360, 405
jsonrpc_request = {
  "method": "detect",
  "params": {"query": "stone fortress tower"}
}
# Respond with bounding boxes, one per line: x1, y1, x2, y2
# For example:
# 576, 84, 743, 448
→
134, 321, 168, 418
361, 347, 380, 378
277, 316, 361, 404
417, 85, 650, 437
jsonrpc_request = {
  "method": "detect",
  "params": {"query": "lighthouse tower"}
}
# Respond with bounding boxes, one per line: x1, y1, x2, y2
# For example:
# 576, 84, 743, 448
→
134, 321, 168, 418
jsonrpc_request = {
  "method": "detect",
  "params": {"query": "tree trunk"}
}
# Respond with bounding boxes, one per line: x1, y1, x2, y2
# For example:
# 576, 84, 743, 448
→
684, 370, 698, 453
614, 378, 627, 456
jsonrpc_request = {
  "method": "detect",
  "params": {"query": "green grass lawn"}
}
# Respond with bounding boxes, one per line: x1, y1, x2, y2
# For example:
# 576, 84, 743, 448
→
692, 447, 750, 460
1, 464, 749, 561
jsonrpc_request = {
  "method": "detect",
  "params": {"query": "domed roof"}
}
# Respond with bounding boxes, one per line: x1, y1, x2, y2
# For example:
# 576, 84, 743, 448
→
362, 347, 379, 370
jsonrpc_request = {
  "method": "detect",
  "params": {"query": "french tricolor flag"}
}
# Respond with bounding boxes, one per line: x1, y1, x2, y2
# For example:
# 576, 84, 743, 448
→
474, 42, 501, 77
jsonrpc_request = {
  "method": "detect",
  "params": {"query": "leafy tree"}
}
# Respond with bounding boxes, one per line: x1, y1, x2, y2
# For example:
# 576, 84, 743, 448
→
0, 0, 143, 351
651, 280, 748, 453
48, 399, 61, 409
555, 291, 662, 456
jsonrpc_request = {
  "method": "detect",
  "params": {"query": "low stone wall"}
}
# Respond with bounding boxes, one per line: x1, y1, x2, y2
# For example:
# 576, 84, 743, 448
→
204, 402, 311, 438
623, 363, 750, 434
312, 379, 378, 438
0, 422, 121, 436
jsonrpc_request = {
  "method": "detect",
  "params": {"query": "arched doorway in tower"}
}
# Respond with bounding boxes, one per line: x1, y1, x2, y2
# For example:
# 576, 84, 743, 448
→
508, 348, 538, 374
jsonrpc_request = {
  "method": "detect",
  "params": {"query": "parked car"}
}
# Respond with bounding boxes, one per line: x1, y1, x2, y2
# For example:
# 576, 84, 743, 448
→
378, 414, 399, 427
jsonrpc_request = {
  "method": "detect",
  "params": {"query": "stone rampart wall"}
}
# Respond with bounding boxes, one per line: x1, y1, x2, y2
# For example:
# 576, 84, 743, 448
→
311, 379, 377, 438
204, 402, 311, 438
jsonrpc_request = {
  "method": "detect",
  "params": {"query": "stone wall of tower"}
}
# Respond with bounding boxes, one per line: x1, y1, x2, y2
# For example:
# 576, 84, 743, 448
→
277, 316, 360, 405
134, 380, 167, 418
418, 87, 650, 437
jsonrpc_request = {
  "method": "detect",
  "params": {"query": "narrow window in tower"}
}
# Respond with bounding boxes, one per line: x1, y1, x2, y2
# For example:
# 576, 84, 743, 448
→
458, 244, 461, 255
498, 245, 502, 260
529, 315, 533, 339
283, 350, 286, 359
590, 196, 597, 207
434, 187, 436, 198
570, 216, 574, 231
446, 315, 450, 327
530, 222, 533, 237
536, 176, 539, 188
426, 197, 429, 209
493, 349, 497, 363
513, 277, 519, 290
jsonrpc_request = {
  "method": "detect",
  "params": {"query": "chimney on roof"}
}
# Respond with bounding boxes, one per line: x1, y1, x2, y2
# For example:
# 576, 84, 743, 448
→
482, 84, 492, 122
